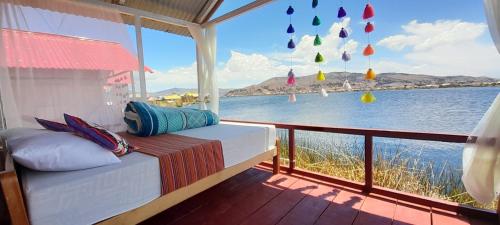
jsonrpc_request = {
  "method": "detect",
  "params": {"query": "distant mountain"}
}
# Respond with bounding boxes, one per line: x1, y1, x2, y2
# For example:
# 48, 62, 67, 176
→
150, 88, 232, 97
225, 72, 499, 97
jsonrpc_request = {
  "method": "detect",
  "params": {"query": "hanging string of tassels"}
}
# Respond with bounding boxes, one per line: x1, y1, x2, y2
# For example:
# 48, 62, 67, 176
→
338, 1, 352, 92
361, 1, 376, 103
286, 4, 297, 103
312, 0, 327, 97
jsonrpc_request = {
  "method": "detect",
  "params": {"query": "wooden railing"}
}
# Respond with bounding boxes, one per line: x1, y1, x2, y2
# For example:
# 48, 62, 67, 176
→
221, 119, 497, 220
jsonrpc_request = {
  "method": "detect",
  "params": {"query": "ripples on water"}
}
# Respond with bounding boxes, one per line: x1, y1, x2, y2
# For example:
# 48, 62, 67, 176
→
220, 87, 500, 168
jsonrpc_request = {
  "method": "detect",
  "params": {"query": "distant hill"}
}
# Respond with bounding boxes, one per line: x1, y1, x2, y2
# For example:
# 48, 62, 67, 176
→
150, 88, 232, 97
225, 72, 499, 97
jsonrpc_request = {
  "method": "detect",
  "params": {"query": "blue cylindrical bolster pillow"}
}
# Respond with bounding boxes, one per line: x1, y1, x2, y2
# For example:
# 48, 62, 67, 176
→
124, 101, 219, 137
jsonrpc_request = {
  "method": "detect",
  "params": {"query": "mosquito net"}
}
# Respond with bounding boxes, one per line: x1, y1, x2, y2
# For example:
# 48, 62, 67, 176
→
0, 0, 144, 132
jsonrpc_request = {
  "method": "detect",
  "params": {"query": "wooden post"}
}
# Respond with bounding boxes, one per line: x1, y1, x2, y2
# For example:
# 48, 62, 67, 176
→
497, 195, 499, 222
0, 139, 29, 225
134, 15, 147, 101
288, 128, 295, 173
273, 138, 280, 174
364, 135, 373, 193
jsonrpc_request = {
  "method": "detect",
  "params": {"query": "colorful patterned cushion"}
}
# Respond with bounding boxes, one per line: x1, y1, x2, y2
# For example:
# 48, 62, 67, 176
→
64, 114, 132, 156
35, 117, 74, 132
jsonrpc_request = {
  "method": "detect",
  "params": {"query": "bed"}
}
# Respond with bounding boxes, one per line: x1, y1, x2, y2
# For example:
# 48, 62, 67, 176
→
0, 122, 279, 225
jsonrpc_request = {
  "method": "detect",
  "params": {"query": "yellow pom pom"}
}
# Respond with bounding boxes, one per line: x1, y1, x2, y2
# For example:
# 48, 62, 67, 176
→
316, 70, 325, 81
365, 68, 376, 80
360, 92, 376, 104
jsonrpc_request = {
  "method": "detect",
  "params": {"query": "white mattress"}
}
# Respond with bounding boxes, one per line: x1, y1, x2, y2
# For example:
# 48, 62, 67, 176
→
21, 123, 276, 225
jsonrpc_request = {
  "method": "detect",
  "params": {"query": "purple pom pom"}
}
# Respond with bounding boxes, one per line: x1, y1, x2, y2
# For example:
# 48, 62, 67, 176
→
338, 7, 347, 18
339, 28, 348, 38
287, 39, 295, 49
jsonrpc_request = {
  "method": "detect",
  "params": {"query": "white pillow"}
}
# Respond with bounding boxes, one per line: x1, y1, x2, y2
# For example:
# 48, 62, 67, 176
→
0, 127, 51, 142
7, 130, 120, 171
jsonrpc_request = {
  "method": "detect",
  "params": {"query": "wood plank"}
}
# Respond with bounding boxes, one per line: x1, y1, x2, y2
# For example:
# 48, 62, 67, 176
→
352, 195, 396, 225
140, 168, 262, 225
314, 190, 366, 225
469, 217, 498, 225
167, 169, 274, 225
393, 201, 431, 225
276, 184, 339, 225
432, 210, 470, 225
205, 173, 299, 225
239, 179, 318, 225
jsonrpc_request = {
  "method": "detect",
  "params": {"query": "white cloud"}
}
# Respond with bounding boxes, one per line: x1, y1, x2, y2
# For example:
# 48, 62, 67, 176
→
147, 19, 357, 91
376, 20, 500, 77
378, 20, 487, 51
146, 63, 198, 92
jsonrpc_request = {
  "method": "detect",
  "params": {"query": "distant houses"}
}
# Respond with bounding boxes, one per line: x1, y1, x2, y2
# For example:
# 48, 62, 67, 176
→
148, 92, 199, 107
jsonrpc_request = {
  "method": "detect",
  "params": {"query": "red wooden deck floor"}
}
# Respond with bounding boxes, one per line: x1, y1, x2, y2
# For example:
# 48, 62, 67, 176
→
140, 167, 496, 225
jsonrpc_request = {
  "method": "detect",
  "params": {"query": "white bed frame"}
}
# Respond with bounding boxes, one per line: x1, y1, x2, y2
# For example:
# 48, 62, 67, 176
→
0, 137, 280, 225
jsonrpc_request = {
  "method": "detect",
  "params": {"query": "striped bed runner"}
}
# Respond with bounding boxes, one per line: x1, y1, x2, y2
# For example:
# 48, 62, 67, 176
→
120, 132, 224, 195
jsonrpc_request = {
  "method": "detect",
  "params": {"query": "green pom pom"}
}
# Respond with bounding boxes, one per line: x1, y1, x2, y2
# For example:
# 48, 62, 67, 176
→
312, 16, 321, 26
315, 52, 324, 63
313, 34, 322, 46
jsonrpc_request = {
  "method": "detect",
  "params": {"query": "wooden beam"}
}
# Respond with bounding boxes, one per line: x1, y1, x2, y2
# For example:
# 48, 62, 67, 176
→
134, 16, 147, 101
195, 0, 223, 24
203, 0, 275, 27
201, 0, 224, 24
73, 0, 198, 28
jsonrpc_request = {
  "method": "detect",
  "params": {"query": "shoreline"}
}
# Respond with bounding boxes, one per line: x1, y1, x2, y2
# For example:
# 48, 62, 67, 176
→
222, 84, 500, 98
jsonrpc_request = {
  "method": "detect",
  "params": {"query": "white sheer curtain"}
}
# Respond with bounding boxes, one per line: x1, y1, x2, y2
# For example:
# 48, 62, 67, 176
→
462, 94, 500, 204
484, 0, 500, 53
462, 0, 500, 204
188, 24, 219, 114
0, 0, 140, 132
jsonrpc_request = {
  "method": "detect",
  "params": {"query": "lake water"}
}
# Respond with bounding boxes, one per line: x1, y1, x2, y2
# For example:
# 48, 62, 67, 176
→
219, 87, 500, 168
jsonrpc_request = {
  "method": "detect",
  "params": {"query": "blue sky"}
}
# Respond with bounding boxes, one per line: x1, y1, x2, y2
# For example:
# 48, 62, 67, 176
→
134, 0, 500, 92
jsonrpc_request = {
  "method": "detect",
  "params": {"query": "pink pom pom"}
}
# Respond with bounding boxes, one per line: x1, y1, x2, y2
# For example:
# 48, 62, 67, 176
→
365, 22, 374, 33
363, 3, 375, 20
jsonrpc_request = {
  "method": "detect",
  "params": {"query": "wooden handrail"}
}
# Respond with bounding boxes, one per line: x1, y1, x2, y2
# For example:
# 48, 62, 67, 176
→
222, 119, 470, 143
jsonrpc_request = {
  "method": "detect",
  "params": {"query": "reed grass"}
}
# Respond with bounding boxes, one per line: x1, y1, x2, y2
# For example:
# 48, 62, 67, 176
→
277, 131, 498, 210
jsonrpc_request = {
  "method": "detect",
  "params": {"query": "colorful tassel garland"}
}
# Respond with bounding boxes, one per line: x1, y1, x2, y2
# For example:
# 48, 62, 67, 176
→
315, 52, 324, 63
312, 16, 321, 26
288, 39, 296, 49
365, 68, 376, 80
363, 44, 374, 56
337, 7, 347, 18
314, 35, 322, 46
362, 3, 375, 20
339, 28, 348, 38
342, 51, 351, 62
343, 80, 352, 91
288, 94, 297, 103
365, 22, 374, 33
320, 88, 328, 97
316, 70, 325, 81
361, 92, 376, 103
312, 0, 318, 8
287, 24, 295, 33
286, 6, 294, 15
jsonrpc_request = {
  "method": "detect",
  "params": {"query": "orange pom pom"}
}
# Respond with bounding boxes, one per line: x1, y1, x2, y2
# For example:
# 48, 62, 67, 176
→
363, 44, 374, 56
